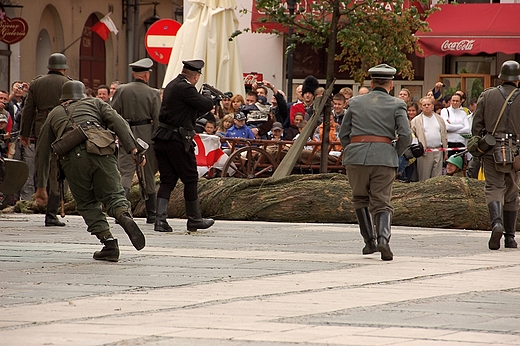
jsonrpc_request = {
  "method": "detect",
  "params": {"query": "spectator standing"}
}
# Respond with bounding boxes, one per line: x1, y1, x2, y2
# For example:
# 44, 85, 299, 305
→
339, 64, 411, 261
20, 53, 72, 227
109, 81, 121, 102
111, 58, 161, 224
398, 88, 411, 103
410, 96, 448, 181
332, 93, 347, 125
96, 85, 110, 102
441, 93, 470, 155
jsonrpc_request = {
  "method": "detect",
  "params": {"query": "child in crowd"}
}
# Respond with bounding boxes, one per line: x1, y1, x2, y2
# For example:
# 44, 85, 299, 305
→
216, 114, 234, 137
285, 112, 304, 140
204, 120, 216, 135
223, 112, 256, 152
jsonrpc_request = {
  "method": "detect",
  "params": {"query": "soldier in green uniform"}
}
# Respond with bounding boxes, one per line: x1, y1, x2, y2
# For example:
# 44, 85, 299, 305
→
35, 81, 146, 262
339, 64, 412, 261
111, 58, 161, 224
472, 60, 520, 250
20, 53, 72, 227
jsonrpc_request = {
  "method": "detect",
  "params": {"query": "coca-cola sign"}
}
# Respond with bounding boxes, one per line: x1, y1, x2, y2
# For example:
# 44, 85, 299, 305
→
243, 72, 263, 87
0, 9, 28, 44
441, 39, 475, 52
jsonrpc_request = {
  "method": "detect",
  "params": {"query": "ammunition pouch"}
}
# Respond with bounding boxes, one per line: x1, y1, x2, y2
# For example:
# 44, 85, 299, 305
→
493, 145, 516, 173
51, 125, 88, 157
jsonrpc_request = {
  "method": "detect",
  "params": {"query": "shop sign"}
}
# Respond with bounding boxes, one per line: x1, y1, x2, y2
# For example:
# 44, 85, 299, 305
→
243, 72, 263, 87
0, 10, 28, 44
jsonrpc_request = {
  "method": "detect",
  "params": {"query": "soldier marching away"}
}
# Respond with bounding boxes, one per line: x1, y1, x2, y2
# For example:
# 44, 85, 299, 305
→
35, 81, 146, 262
20, 53, 72, 227
472, 60, 520, 250
152, 59, 215, 233
111, 57, 161, 223
339, 64, 412, 261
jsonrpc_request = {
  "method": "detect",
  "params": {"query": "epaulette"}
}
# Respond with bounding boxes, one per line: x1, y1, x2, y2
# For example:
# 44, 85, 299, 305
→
31, 75, 43, 82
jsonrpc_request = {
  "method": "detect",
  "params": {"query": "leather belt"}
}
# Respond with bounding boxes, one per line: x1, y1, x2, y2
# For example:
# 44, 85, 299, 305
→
350, 135, 392, 144
127, 119, 152, 126
159, 122, 179, 132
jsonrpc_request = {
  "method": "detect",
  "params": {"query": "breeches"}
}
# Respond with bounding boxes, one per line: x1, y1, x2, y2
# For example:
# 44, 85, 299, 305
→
118, 143, 158, 194
482, 154, 520, 211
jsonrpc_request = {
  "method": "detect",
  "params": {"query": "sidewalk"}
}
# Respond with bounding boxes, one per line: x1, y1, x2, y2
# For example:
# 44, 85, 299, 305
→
1, 213, 519, 345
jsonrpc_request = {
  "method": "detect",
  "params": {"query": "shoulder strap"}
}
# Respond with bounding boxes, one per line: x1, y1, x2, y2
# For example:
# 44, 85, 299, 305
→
492, 88, 519, 135
56, 100, 82, 139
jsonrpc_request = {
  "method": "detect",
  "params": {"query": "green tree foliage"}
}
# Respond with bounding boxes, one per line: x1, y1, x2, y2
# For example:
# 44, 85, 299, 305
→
253, 0, 438, 85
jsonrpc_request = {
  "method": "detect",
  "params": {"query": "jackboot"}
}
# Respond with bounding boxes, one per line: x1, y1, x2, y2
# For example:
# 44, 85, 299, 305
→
355, 208, 377, 255
44, 194, 66, 227
154, 198, 172, 232
488, 201, 504, 250
93, 238, 120, 262
503, 209, 518, 249
375, 212, 393, 261
185, 199, 214, 231
116, 211, 145, 250
145, 193, 157, 224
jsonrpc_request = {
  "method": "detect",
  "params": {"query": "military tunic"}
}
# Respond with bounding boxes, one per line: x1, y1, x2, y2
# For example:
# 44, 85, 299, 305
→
36, 98, 139, 236
339, 87, 412, 214
472, 82, 520, 210
153, 74, 213, 201
111, 79, 161, 194
20, 71, 71, 197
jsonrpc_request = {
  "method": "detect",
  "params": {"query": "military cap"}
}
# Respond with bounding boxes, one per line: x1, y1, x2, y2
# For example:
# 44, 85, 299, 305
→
129, 58, 153, 72
0, 113, 7, 123
235, 112, 246, 121
368, 63, 396, 80
182, 59, 205, 74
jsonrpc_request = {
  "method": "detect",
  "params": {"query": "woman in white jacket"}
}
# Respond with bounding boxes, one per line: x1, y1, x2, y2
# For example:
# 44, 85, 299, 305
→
440, 93, 470, 155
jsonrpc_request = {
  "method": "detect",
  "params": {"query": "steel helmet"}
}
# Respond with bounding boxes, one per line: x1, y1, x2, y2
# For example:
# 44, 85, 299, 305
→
47, 53, 69, 70
498, 60, 520, 81
60, 81, 87, 101
446, 155, 463, 170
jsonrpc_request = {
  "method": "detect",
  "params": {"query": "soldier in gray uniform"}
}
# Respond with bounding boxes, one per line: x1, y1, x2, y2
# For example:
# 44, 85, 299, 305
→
111, 58, 161, 223
20, 53, 72, 227
472, 60, 520, 250
35, 81, 146, 262
339, 64, 412, 261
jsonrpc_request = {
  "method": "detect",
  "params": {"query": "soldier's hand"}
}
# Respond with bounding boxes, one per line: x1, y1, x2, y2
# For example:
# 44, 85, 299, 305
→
131, 149, 146, 167
35, 188, 48, 206
20, 136, 29, 147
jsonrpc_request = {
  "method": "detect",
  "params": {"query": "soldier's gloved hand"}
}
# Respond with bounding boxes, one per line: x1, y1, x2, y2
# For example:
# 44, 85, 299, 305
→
131, 148, 146, 167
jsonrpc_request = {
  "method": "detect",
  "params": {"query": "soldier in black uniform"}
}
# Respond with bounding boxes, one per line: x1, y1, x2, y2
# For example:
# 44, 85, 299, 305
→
20, 53, 72, 227
35, 81, 146, 262
152, 59, 215, 232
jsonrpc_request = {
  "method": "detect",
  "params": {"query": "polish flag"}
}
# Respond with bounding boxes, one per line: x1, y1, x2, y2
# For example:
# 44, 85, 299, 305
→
91, 13, 119, 41
194, 134, 233, 177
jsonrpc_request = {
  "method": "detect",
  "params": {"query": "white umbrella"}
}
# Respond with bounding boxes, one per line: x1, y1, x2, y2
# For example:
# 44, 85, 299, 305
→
162, 0, 245, 96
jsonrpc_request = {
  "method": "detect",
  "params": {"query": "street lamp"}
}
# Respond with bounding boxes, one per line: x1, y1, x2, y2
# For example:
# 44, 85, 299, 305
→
286, 0, 296, 103
144, 2, 160, 29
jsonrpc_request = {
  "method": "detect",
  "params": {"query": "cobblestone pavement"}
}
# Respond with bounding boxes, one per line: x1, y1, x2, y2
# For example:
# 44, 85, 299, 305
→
1, 213, 519, 345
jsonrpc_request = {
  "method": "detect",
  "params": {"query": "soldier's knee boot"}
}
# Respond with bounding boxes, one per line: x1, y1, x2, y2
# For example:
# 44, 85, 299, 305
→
116, 210, 145, 250
93, 238, 120, 262
154, 198, 172, 232
45, 194, 66, 227
375, 212, 393, 261
355, 208, 377, 255
488, 201, 504, 250
504, 210, 518, 249
145, 193, 157, 224
185, 198, 214, 232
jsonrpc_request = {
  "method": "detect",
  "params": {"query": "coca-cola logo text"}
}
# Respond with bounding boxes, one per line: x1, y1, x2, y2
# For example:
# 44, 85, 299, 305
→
441, 39, 475, 52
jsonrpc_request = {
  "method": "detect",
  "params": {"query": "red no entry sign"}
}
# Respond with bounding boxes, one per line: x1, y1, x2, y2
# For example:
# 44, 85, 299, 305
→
145, 19, 182, 65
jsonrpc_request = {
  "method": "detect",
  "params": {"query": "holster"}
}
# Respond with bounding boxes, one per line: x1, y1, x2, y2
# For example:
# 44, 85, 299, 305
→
178, 126, 195, 153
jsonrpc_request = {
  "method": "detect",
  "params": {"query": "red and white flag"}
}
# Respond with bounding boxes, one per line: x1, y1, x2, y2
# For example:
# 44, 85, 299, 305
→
91, 13, 118, 41
194, 134, 233, 177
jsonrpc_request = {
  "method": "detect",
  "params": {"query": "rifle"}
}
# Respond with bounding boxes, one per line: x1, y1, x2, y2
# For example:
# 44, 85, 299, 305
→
58, 162, 66, 218
202, 83, 224, 97
134, 138, 149, 201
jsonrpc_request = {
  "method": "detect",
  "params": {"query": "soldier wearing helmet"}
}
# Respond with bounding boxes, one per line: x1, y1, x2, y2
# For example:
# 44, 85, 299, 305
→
19, 53, 72, 227
472, 60, 520, 250
35, 80, 147, 262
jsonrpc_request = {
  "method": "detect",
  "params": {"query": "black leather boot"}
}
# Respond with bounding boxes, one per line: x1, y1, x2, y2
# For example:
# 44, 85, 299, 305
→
503, 209, 518, 249
93, 238, 120, 262
116, 211, 145, 250
375, 212, 393, 261
488, 201, 504, 250
355, 208, 377, 255
154, 198, 172, 232
145, 193, 157, 224
185, 198, 214, 231
45, 194, 66, 227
